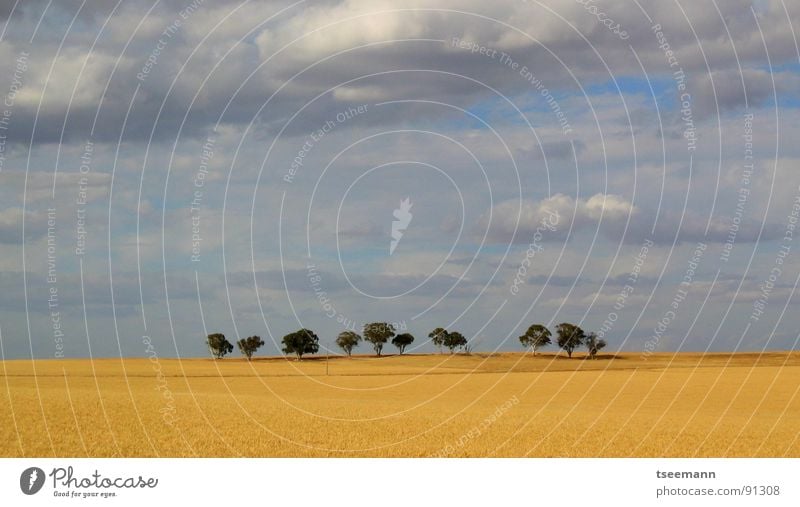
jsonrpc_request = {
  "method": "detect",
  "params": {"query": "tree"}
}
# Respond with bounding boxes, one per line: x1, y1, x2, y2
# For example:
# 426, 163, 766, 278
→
429, 327, 447, 354
336, 331, 361, 357
519, 324, 552, 356
236, 335, 264, 361
363, 322, 395, 356
392, 333, 415, 354
585, 332, 607, 359
556, 322, 585, 358
444, 331, 467, 353
281, 329, 320, 360
206, 333, 233, 359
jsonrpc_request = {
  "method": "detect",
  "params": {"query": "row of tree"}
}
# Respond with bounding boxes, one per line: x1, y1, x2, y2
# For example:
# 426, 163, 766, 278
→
206, 322, 421, 361
205, 321, 606, 361
518, 322, 607, 359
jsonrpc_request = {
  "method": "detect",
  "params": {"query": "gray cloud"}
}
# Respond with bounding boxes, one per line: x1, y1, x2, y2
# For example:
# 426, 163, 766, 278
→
482, 193, 782, 245
1, 0, 798, 358
0, 207, 50, 244
0, 0, 796, 144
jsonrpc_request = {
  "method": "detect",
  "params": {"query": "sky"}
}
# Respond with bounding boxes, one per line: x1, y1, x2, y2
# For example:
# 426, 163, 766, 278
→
0, 0, 799, 360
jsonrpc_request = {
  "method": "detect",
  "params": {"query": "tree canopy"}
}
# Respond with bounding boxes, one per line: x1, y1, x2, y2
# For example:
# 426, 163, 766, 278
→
429, 327, 448, 353
556, 323, 586, 358
444, 331, 467, 353
207, 333, 233, 359
391, 333, 415, 354
336, 331, 361, 357
281, 329, 320, 360
236, 335, 265, 361
519, 324, 552, 355
585, 332, 607, 359
363, 322, 396, 356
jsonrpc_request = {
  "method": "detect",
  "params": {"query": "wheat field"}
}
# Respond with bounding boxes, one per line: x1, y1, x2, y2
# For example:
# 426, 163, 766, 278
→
1, 352, 799, 457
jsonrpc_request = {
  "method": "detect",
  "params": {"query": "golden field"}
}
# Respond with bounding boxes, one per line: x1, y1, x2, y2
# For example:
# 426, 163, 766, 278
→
1, 351, 799, 457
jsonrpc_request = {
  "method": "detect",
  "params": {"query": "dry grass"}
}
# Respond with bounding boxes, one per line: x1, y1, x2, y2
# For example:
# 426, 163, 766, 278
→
1, 351, 799, 457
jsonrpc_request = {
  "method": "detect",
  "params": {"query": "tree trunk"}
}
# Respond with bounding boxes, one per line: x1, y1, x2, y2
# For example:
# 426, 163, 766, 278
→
532, 344, 537, 356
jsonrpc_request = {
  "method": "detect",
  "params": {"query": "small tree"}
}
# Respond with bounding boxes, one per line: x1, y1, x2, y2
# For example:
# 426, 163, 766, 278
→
444, 331, 467, 354
281, 329, 320, 360
585, 332, 607, 359
336, 331, 361, 357
237, 335, 265, 361
519, 324, 551, 356
207, 333, 233, 359
556, 322, 585, 358
392, 333, 415, 355
429, 327, 447, 354
363, 322, 395, 356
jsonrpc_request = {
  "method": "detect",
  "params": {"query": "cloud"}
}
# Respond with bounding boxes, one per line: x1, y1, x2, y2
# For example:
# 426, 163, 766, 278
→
482, 192, 780, 245
1, 171, 111, 204
516, 139, 584, 161
481, 192, 633, 242
1, 0, 797, 144
332, 85, 391, 102
1, 0, 798, 357
0, 269, 199, 314
0, 207, 51, 244
693, 69, 800, 116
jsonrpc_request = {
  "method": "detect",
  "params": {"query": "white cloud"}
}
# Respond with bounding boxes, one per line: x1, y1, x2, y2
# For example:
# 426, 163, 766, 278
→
482, 192, 635, 242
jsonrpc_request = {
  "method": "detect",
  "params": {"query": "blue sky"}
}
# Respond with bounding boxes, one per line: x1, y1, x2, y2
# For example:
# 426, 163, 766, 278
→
1, 0, 800, 360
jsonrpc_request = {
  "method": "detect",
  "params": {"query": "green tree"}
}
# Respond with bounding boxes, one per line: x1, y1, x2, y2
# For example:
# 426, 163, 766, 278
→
585, 332, 607, 359
336, 331, 361, 357
429, 327, 448, 354
363, 322, 396, 356
444, 331, 467, 354
281, 329, 320, 360
206, 333, 233, 359
391, 333, 415, 355
236, 335, 265, 361
518, 324, 551, 356
556, 322, 585, 358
